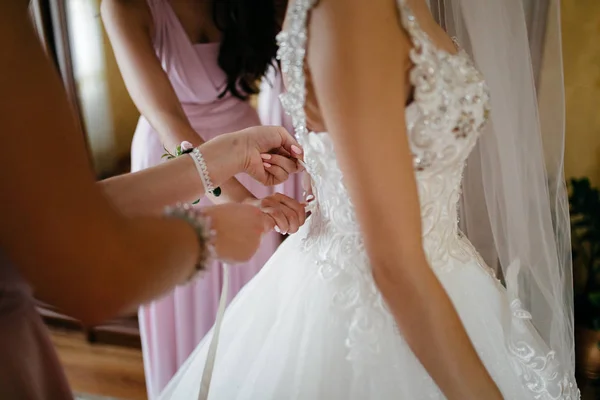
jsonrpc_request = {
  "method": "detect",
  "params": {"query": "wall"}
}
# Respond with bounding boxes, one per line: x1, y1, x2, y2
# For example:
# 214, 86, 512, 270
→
102, 17, 140, 169
561, 1, 600, 185
68, 0, 600, 183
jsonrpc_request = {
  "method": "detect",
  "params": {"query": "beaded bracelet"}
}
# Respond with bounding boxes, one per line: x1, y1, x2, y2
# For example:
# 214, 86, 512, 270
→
164, 203, 217, 283
162, 141, 221, 198
189, 148, 222, 197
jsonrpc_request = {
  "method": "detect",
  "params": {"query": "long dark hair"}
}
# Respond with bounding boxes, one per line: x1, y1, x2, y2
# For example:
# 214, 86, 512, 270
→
212, 0, 285, 100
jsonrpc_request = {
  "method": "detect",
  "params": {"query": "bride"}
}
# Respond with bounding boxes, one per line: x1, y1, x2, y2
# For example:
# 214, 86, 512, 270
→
160, 0, 578, 398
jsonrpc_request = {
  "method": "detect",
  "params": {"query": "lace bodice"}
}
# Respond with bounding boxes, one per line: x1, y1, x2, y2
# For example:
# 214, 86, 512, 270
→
277, 0, 491, 367
278, 0, 490, 268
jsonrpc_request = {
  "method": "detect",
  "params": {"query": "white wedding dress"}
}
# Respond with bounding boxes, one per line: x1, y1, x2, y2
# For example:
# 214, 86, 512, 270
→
160, 0, 579, 399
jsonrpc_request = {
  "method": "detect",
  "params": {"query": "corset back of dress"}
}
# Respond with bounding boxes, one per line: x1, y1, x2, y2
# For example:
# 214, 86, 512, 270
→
279, 0, 491, 271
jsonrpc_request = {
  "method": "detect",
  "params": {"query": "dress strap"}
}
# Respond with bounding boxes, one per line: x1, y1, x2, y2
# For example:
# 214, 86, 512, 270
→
276, 0, 319, 143
397, 1, 425, 36
145, 0, 165, 31
395, 0, 449, 62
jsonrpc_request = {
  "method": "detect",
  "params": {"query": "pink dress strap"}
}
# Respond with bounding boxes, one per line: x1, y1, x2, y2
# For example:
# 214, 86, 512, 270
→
145, 0, 224, 104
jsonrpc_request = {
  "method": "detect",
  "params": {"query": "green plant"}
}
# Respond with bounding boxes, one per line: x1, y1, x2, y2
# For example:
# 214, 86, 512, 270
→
569, 177, 600, 330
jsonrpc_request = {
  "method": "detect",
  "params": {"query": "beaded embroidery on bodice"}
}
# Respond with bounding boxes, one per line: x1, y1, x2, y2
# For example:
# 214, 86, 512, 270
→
277, 1, 580, 399
277, 0, 491, 368
277, 0, 490, 269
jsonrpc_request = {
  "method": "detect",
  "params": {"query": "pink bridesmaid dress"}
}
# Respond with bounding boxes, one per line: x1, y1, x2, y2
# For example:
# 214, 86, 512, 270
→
131, 1, 297, 398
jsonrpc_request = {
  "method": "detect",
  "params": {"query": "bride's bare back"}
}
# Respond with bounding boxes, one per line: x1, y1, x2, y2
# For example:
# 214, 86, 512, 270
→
295, 0, 459, 133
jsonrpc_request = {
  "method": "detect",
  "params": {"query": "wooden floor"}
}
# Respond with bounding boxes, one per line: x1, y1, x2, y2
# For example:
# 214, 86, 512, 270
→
50, 329, 147, 400
50, 327, 599, 400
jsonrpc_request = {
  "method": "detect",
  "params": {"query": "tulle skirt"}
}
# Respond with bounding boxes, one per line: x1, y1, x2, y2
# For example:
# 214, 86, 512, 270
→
159, 218, 546, 399
132, 104, 297, 397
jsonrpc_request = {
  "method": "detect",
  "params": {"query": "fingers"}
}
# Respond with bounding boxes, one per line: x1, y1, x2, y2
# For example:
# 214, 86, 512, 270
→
278, 201, 300, 234
270, 193, 306, 229
273, 126, 304, 161
261, 153, 305, 186
262, 207, 289, 234
262, 162, 290, 185
272, 147, 292, 158
264, 154, 301, 175
260, 194, 307, 235
260, 197, 290, 234
246, 125, 303, 163
261, 213, 276, 233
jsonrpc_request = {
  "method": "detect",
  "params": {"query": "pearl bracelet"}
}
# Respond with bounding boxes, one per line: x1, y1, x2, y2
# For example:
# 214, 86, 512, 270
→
164, 203, 217, 283
189, 148, 222, 197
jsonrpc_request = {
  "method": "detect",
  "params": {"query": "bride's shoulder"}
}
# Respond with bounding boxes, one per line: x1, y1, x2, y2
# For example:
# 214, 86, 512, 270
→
283, 0, 413, 51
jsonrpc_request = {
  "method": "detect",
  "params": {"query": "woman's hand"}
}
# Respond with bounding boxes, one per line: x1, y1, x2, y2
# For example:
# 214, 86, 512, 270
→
202, 203, 272, 264
245, 193, 307, 235
302, 171, 314, 202
238, 126, 305, 186
199, 126, 304, 196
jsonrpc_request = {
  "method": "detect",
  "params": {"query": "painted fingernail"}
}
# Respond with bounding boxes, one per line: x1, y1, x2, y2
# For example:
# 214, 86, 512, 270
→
261, 154, 272, 160
306, 194, 315, 201
274, 226, 281, 233
263, 162, 272, 168
291, 145, 302, 155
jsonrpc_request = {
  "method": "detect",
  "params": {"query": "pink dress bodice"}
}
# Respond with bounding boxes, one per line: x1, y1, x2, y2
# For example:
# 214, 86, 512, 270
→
143, 0, 258, 134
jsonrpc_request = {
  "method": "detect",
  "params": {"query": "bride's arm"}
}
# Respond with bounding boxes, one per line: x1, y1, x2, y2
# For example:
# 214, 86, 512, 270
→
307, 1, 502, 399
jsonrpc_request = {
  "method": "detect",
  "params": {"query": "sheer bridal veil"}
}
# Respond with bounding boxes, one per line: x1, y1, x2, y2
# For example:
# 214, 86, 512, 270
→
428, 0, 577, 396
